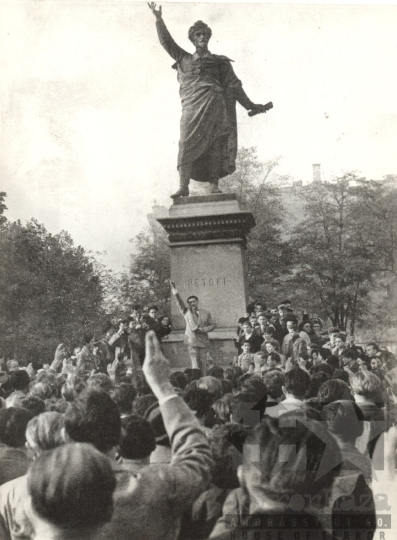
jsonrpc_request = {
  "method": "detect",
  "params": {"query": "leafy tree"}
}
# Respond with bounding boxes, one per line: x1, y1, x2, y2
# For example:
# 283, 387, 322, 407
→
0, 215, 104, 362
288, 174, 382, 334
110, 218, 171, 318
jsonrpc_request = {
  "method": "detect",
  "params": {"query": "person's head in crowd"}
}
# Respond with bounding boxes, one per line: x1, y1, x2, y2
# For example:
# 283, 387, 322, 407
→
356, 356, 370, 371
267, 313, 278, 326
183, 368, 202, 384
263, 371, 285, 403
130, 304, 142, 321
277, 304, 286, 318
307, 371, 330, 399
309, 362, 334, 377
241, 342, 251, 355
102, 321, 114, 341
321, 400, 365, 445
311, 319, 323, 335
170, 371, 188, 391
148, 305, 158, 319
119, 414, 156, 465
83, 333, 95, 349
130, 371, 152, 397
221, 379, 233, 396
87, 373, 114, 394
186, 295, 199, 311
350, 370, 383, 404
205, 394, 234, 426
223, 367, 239, 390
326, 355, 340, 370
10, 370, 30, 393
238, 374, 267, 401
30, 381, 55, 401
0, 407, 33, 448
266, 352, 281, 370
64, 389, 121, 457
183, 384, 214, 421
332, 369, 350, 384
241, 321, 253, 336
340, 348, 359, 369
62, 375, 86, 402
299, 321, 312, 335
46, 398, 69, 414
317, 379, 353, 405
231, 365, 243, 379
239, 411, 342, 508
333, 333, 346, 350
248, 313, 258, 327
197, 376, 223, 402
254, 301, 266, 314
237, 316, 248, 329
327, 328, 341, 347
21, 396, 46, 417
7, 359, 19, 373
208, 423, 249, 489
263, 325, 275, 340
365, 342, 379, 359
144, 401, 170, 447
286, 319, 299, 335
264, 341, 277, 355
110, 383, 136, 417
316, 347, 332, 363
370, 356, 383, 371
132, 394, 158, 418
159, 315, 171, 329
257, 313, 267, 328
25, 412, 65, 459
208, 366, 224, 380
28, 443, 116, 539
283, 367, 311, 400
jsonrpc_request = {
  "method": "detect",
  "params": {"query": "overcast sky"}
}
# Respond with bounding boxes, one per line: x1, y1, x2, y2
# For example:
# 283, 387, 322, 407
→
1, 1, 397, 271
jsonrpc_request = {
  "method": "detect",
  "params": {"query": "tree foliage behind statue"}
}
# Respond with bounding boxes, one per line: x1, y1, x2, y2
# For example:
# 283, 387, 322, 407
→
221, 147, 293, 306
104, 218, 171, 319
286, 174, 397, 335
0, 198, 104, 362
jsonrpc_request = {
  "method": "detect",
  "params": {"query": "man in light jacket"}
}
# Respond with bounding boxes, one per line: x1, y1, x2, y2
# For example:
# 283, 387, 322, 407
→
171, 281, 215, 375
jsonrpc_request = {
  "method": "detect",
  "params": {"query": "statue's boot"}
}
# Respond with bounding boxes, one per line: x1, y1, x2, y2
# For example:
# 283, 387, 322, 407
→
209, 180, 222, 194
171, 179, 189, 199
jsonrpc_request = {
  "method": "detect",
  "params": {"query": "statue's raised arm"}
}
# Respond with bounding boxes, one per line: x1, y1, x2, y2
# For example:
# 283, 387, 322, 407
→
149, 3, 189, 64
148, 2, 162, 21
149, 6, 272, 199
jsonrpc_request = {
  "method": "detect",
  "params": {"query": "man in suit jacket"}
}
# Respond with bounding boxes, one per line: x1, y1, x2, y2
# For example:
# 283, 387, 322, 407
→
171, 281, 215, 375
282, 319, 308, 362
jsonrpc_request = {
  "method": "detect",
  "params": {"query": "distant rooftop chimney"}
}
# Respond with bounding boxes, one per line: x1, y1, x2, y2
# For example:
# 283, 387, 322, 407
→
312, 164, 321, 183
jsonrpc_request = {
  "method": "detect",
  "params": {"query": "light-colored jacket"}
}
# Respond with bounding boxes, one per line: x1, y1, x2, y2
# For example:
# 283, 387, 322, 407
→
174, 293, 215, 348
281, 333, 308, 360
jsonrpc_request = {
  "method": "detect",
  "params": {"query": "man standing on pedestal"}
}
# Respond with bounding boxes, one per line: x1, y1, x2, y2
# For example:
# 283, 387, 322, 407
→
170, 281, 215, 375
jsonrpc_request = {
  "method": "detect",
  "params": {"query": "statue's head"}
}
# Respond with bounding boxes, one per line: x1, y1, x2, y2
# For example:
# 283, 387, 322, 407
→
188, 20, 212, 46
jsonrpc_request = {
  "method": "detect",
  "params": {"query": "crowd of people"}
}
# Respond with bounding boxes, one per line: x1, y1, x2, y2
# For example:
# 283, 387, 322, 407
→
0, 297, 397, 540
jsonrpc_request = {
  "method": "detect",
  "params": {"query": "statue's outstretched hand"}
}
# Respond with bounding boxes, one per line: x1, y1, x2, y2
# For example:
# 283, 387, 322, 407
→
148, 2, 162, 20
248, 102, 273, 117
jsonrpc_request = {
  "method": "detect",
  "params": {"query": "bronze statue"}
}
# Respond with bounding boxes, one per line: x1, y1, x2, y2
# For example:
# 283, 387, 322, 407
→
148, 3, 272, 199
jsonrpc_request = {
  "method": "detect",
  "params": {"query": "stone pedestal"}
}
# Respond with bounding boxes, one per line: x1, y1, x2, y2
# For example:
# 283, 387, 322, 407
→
157, 193, 255, 369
